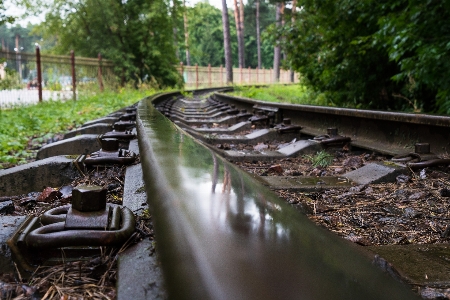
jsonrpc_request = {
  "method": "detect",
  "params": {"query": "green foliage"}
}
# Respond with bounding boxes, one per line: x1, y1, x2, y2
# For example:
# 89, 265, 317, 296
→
276, 0, 450, 113
0, 66, 22, 90
0, 87, 158, 168
244, 0, 276, 68
373, 0, 450, 113
185, 3, 225, 67
0, 24, 42, 53
176, 0, 275, 69
303, 151, 334, 168
231, 85, 329, 106
0, 1, 15, 25
27, 0, 182, 88
278, 0, 401, 110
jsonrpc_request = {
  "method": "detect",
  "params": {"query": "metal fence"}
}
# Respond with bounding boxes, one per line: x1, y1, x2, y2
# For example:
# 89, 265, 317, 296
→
0, 49, 115, 108
178, 63, 300, 89
0, 50, 300, 108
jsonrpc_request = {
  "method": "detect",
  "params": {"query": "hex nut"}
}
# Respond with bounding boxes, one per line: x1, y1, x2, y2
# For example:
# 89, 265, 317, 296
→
114, 123, 128, 132
101, 138, 119, 151
415, 143, 430, 154
327, 128, 338, 136
72, 185, 107, 212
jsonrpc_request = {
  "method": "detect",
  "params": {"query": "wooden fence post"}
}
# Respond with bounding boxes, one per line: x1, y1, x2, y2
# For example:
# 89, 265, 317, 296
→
195, 63, 198, 89
36, 45, 42, 103
208, 64, 211, 87
256, 67, 259, 84
71, 50, 76, 101
180, 61, 184, 83
240, 67, 242, 85
220, 65, 223, 86
98, 53, 104, 92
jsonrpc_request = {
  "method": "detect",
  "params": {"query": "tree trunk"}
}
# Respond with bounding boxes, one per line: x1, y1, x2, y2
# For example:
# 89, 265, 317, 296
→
222, 0, 233, 84
290, 0, 296, 82
256, 0, 261, 69
273, 3, 281, 82
233, 0, 244, 68
239, 0, 245, 68
183, 0, 190, 66
172, 0, 179, 60
281, 2, 286, 63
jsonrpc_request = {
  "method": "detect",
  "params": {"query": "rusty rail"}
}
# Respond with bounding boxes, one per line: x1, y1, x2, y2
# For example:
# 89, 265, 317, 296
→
136, 91, 418, 299
214, 93, 450, 157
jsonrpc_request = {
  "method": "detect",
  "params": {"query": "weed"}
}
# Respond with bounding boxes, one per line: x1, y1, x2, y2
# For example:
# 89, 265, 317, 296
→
303, 150, 334, 168
140, 208, 151, 219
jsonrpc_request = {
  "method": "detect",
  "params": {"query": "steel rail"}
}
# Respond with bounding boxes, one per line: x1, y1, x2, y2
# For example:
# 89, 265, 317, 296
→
214, 93, 450, 156
136, 91, 419, 300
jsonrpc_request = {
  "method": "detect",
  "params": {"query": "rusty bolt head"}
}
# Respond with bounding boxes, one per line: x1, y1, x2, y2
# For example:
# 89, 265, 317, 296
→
283, 118, 291, 125
120, 115, 131, 121
100, 138, 119, 151
72, 185, 107, 212
415, 143, 430, 154
327, 128, 338, 136
114, 123, 128, 132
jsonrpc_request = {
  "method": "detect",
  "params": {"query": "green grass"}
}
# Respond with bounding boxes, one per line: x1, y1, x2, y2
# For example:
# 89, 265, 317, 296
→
0, 87, 160, 168
303, 150, 334, 168
230, 84, 331, 106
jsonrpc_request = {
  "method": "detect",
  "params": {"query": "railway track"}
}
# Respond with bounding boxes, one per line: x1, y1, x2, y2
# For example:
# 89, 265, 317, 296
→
2, 87, 450, 299
150, 88, 450, 299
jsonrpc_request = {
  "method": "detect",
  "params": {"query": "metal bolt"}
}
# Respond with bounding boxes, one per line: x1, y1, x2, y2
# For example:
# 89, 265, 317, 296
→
101, 138, 119, 151
283, 118, 291, 125
72, 185, 107, 212
327, 128, 338, 136
120, 115, 131, 121
114, 123, 128, 132
415, 143, 430, 154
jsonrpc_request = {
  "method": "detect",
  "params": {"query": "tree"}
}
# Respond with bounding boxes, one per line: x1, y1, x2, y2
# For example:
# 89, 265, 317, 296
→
280, 0, 402, 109
272, 2, 281, 82
233, 0, 245, 67
255, 0, 261, 69
183, 0, 191, 66
25, 0, 182, 87
374, 0, 450, 113
185, 3, 225, 67
244, 0, 275, 69
222, 0, 233, 83
0, 0, 14, 25
289, 0, 297, 82
277, 0, 450, 112
0, 24, 41, 53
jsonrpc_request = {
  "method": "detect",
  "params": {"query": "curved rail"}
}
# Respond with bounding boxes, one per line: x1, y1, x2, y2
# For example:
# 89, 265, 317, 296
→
214, 93, 450, 156
136, 92, 418, 299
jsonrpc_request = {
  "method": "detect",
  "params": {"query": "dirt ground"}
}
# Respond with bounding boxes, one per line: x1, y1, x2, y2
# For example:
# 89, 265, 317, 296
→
235, 149, 450, 247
